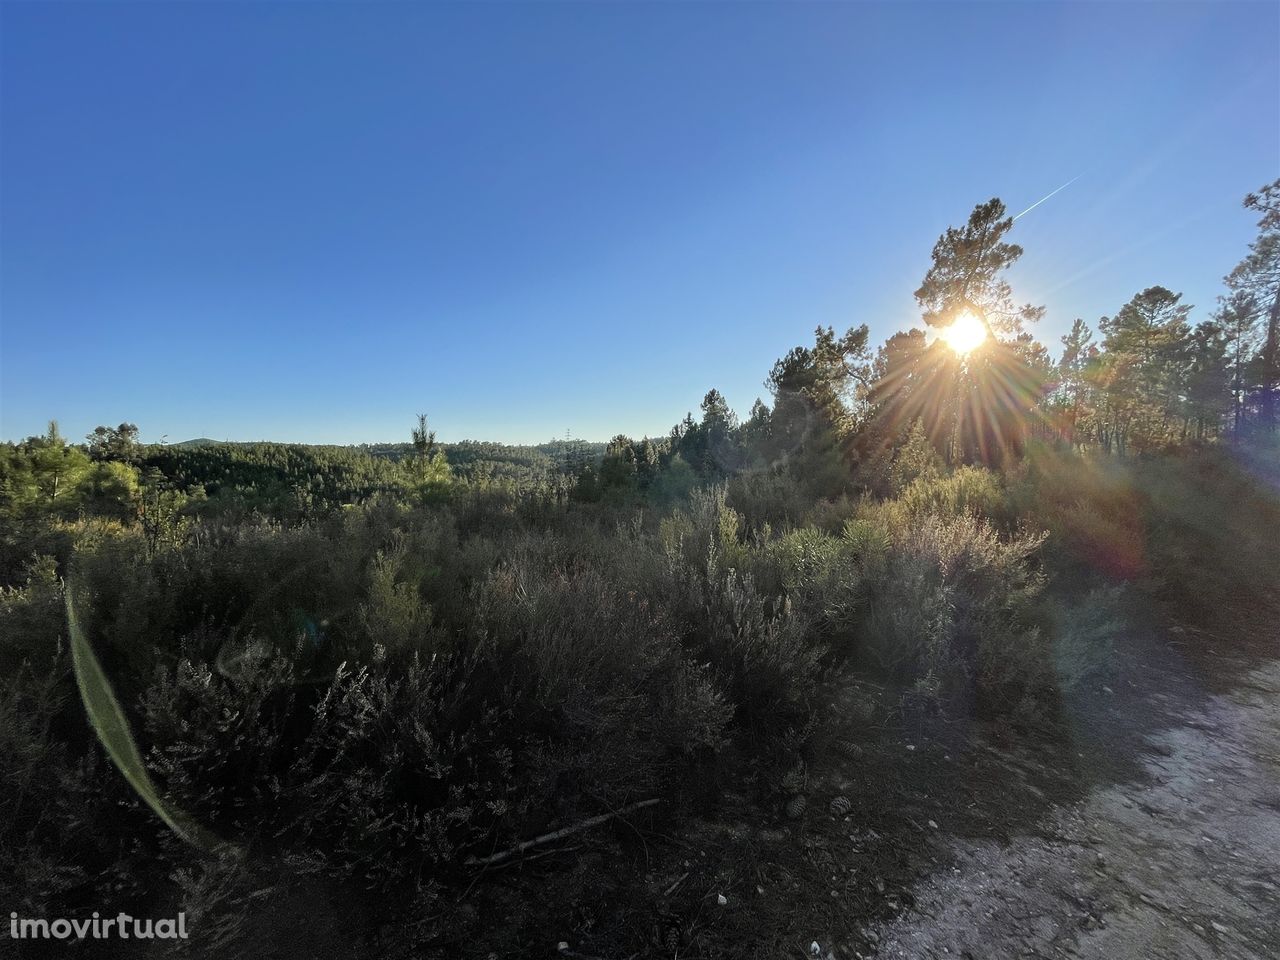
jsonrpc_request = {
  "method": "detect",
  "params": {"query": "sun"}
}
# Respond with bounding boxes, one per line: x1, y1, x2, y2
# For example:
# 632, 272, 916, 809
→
939, 310, 989, 355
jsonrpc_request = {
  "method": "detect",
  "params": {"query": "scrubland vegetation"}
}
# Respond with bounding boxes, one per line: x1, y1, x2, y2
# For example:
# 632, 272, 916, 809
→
2, 186, 1279, 958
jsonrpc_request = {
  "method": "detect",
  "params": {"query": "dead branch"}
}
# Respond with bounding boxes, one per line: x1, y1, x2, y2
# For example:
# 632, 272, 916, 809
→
465, 798, 661, 868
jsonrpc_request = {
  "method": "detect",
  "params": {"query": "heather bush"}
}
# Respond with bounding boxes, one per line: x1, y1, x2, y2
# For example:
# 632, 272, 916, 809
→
1044, 584, 1127, 692
67, 520, 359, 683
0, 652, 155, 920
0, 654, 82, 913
141, 642, 522, 884
473, 556, 730, 799
686, 568, 825, 736
835, 508, 1052, 711
895, 465, 1011, 526
0, 553, 65, 672
725, 467, 813, 530
1134, 449, 1280, 626
120, 512, 737, 890
643, 489, 836, 742
1006, 445, 1280, 631
1007, 445, 1146, 580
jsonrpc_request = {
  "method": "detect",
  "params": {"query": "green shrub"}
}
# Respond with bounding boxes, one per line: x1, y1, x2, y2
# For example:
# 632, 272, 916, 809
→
355, 534, 437, 653
0, 554, 65, 673
1135, 449, 1280, 626
690, 568, 825, 736
657, 484, 744, 572
1045, 585, 1127, 692
474, 558, 729, 801
748, 526, 843, 601
725, 467, 813, 531
0, 653, 153, 918
141, 643, 521, 885
130, 533, 734, 890
1008, 445, 1146, 580
840, 509, 1052, 712
895, 464, 1010, 525
889, 418, 944, 493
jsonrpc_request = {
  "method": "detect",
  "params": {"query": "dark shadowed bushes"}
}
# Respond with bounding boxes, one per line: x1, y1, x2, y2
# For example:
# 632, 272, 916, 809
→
0, 553, 65, 674
0, 650, 158, 921
81, 505, 741, 895
1134, 448, 1280, 626
1008, 444, 1147, 581
1009, 443, 1280, 628
474, 559, 730, 804
141, 642, 523, 887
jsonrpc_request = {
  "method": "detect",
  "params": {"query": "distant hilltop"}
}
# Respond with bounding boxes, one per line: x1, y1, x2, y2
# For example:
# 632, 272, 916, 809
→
168, 437, 606, 453
170, 438, 222, 449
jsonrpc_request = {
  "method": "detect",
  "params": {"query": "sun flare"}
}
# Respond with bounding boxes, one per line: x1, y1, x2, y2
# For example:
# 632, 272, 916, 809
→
939, 310, 989, 355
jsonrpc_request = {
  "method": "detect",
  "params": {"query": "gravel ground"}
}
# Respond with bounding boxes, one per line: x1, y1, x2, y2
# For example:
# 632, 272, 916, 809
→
867, 659, 1280, 960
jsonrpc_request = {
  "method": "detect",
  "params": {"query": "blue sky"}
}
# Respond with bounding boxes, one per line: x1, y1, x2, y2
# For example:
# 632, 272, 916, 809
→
2, 2, 1276, 445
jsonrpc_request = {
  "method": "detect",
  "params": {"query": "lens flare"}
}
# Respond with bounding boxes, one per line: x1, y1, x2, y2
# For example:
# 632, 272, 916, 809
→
939, 310, 989, 355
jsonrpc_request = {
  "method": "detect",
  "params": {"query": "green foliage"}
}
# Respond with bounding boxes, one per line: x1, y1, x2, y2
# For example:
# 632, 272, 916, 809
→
1225, 177, 1280, 433
760, 325, 872, 497
356, 535, 436, 652
142, 441, 416, 519
848, 509, 1051, 710
890, 418, 944, 492
691, 568, 823, 734
657, 484, 744, 571
1007, 444, 1147, 579
475, 558, 730, 797
141, 644, 519, 885
1134, 447, 1280, 625
0, 554, 65, 673
79, 459, 142, 520
86, 423, 141, 463
650, 452, 699, 502
0, 414, 1275, 955
1044, 585, 1127, 692
725, 467, 812, 530
0, 421, 91, 518
914, 197, 1044, 337
893, 464, 1009, 526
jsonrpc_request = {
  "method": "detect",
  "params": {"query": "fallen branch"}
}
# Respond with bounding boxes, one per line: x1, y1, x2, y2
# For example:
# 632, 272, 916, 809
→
486, 843, 581, 871
465, 798, 662, 868
662, 870, 689, 897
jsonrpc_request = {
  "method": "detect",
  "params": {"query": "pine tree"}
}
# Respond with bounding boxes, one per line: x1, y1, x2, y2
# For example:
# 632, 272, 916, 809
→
1225, 179, 1280, 433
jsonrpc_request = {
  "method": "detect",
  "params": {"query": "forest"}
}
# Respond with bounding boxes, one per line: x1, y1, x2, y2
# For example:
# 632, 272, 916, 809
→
2, 184, 1279, 959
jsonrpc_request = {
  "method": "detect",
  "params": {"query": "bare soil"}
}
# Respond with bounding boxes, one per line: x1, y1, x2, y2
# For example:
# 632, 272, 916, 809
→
866, 644, 1280, 960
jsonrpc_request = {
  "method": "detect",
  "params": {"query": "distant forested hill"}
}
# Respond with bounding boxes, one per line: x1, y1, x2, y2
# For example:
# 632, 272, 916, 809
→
140, 437, 605, 518
355, 437, 604, 477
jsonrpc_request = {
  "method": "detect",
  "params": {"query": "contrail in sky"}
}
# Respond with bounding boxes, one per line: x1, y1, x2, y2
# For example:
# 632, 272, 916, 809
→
1012, 175, 1082, 221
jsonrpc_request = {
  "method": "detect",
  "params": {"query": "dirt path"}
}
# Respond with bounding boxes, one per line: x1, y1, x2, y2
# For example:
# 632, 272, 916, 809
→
867, 659, 1280, 960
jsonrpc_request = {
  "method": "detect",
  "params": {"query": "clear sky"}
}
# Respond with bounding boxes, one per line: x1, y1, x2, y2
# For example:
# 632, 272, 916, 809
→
2, 1, 1277, 445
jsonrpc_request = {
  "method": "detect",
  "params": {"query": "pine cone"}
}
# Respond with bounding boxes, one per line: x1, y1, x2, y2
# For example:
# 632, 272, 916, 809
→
785, 794, 808, 819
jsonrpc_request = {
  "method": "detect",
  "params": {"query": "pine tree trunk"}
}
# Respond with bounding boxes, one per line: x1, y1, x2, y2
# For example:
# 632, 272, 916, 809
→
1261, 291, 1280, 434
